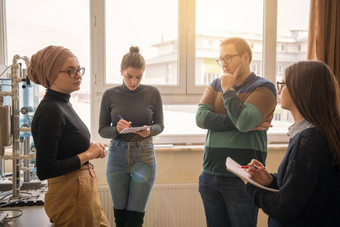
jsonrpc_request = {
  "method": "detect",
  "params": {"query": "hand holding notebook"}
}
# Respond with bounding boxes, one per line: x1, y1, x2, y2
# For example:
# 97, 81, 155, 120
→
120, 126, 150, 134
225, 157, 279, 192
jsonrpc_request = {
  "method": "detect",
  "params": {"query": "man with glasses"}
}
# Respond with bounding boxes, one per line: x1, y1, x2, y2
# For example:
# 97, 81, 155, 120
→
196, 37, 277, 227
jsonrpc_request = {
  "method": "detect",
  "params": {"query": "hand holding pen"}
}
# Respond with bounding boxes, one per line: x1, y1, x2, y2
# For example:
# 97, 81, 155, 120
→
117, 115, 132, 133
244, 159, 273, 186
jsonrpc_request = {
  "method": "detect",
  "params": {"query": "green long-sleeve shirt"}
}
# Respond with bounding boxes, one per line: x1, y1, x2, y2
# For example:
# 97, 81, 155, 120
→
196, 73, 277, 177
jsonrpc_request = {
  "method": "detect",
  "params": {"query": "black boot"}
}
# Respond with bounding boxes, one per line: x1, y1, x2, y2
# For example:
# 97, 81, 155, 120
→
125, 210, 145, 227
114, 208, 126, 227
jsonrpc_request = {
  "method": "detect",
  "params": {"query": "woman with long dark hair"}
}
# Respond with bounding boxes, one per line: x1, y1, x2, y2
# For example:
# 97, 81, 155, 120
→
244, 60, 340, 226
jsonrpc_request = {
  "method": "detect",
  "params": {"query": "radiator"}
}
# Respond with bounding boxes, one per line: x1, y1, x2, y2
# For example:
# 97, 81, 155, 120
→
98, 183, 206, 227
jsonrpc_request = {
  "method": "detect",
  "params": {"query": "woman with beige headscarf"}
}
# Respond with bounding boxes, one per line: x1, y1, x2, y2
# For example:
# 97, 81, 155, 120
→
28, 45, 110, 227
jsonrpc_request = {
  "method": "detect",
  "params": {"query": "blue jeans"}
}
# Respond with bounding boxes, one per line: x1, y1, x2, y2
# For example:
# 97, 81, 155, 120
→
106, 137, 156, 212
199, 173, 258, 227
268, 217, 283, 227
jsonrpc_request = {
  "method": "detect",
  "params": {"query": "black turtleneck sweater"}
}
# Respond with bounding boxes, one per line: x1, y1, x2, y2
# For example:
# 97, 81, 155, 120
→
31, 89, 89, 180
98, 82, 164, 142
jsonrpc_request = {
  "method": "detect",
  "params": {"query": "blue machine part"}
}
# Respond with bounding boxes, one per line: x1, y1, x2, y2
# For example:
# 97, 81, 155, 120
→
19, 81, 39, 138
0, 78, 12, 106
19, 81, 39, 170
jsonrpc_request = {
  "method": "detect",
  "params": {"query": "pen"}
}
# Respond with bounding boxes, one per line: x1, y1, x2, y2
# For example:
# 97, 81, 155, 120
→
118, 115, 132, 128
240, 165, 266, 169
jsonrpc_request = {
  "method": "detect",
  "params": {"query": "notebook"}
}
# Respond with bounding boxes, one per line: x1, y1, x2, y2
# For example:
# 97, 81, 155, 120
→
225, 157, 279, 192
120, 126, 150, 134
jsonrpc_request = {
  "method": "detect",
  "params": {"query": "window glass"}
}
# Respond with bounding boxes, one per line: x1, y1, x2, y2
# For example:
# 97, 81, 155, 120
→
158, 0, 264, 143
105, 0, 178, 85
163, 105, 206, 135
6, 0, 90, 127
195, 0, 263, 86
273, 0, 310, 132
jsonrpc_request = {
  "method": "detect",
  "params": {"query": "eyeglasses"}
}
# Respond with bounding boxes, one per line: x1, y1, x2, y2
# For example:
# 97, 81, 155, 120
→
59, 67, 85, 78
216, 54, 242, 66
276, 81, 286, 92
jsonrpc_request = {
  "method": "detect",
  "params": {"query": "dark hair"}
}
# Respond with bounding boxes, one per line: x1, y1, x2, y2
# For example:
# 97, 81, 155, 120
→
285, 60, 340, 168
120, 46, 145, 70
220, 37, 252, 63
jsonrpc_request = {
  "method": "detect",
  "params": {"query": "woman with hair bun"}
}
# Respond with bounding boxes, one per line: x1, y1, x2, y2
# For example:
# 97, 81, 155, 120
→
28, 45, 109, 227
99, 46, 164, 227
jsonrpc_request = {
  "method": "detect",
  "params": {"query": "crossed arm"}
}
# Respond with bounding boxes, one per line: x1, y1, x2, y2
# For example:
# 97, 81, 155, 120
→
196, 86, 275, 132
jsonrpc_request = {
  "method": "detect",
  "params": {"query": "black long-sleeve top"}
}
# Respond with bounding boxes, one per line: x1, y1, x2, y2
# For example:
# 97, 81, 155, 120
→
98, 82, 164, 142
31, 89, 89, 180
245, 124, 339, 226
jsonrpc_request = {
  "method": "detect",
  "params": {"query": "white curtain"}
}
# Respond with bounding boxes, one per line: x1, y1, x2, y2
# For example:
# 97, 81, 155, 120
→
0, 0, 8, 66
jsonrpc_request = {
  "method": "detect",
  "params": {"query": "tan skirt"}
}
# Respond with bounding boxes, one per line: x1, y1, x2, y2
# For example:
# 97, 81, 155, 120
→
44, 164, 110, 227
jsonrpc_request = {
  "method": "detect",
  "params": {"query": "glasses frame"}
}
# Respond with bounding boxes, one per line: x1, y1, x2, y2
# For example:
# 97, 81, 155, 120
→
276, 81, 286, 92
59, 67, 85, 78
216, 54, 242, 66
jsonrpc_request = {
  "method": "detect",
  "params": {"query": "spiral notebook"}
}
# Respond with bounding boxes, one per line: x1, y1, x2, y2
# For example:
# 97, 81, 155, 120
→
225, 157, 279, 192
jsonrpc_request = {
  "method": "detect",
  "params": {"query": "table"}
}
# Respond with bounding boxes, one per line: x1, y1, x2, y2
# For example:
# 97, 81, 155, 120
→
0, 206, 53, 227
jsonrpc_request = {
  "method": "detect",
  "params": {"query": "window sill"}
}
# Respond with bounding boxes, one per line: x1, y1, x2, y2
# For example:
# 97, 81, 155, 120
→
155, 143, 288, 152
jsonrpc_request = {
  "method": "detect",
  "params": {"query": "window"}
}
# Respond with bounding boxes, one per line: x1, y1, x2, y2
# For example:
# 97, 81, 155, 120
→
274, 0, 310, 132
281, 44, 285, 51
91, 0, 270, 144
277, 64, 282, 74
91, 0, 312, 144
2, 0, 311, 145
195, 0, 263, 85
5, 0, 90, 127
105, 0, 178, 86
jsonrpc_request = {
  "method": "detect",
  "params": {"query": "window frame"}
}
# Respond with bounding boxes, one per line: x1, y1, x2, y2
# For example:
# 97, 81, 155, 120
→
89, 0, 284, 144
0, 0, 7, 66
0, 0, 294, 145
